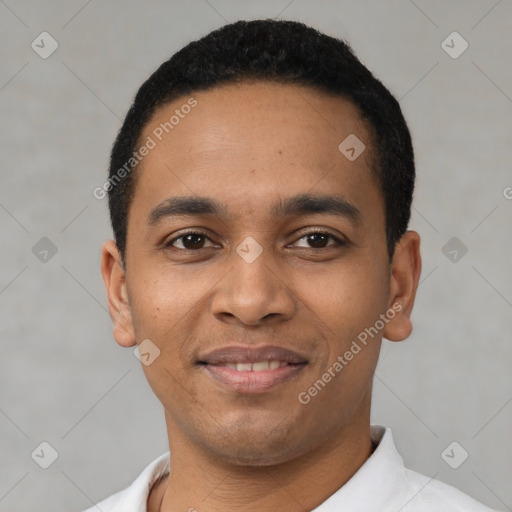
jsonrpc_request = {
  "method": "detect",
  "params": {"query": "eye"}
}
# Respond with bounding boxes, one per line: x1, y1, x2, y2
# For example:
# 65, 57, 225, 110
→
164, 229, 346, 252
292, 230, 345, 249
166, 231, 217, 250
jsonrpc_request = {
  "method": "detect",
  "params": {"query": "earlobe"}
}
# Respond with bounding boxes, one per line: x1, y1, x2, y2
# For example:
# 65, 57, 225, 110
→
101, 240, 137, 347
383, 230, 422, 342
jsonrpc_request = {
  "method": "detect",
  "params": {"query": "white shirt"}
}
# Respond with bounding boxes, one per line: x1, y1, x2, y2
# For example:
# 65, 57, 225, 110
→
83, 425, 500, 512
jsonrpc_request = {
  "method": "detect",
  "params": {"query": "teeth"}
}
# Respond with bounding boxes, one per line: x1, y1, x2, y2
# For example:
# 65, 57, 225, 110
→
221, 360, 288, 371
251, 361, 269, 372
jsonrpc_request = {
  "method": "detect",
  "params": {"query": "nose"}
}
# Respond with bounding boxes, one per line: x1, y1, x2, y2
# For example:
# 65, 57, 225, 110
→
210, 248, 296, 327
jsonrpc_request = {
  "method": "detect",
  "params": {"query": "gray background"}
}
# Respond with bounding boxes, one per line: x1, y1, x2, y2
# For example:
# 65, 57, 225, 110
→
1, 1, 511, 511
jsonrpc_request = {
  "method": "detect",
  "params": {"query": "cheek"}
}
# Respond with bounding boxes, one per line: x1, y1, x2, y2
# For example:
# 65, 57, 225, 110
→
299, 255, 389, 335
294, 263, 386, 413
127, 269, 216, 383
128, 275, 200, 410
128, 269, 205, 337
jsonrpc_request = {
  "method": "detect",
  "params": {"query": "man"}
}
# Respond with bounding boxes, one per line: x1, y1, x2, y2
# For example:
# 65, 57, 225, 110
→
89, 19, 499, 512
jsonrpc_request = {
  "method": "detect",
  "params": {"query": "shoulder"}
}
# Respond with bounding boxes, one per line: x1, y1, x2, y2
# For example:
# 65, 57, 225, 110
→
362, 426, 501, 512
82, 489, 126, 512
81, 452, 171, 512
401, 466, 501, 512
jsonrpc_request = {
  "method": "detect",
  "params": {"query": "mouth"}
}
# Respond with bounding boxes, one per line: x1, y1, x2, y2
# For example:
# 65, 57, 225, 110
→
197, 345, 308, 394
210, 360, 293, 371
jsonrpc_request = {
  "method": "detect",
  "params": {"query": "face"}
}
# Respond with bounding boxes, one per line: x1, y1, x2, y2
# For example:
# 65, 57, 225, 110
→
102, 81, 420, 466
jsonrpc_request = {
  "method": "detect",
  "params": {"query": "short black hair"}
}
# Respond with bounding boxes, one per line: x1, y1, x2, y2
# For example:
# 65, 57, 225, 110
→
107, 19, 414, 262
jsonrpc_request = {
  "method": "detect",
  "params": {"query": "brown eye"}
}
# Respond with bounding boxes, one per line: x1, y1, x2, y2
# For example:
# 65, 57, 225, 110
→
167, 231, 215, 250
293, 231, 345, 249
306, 233, 330, 248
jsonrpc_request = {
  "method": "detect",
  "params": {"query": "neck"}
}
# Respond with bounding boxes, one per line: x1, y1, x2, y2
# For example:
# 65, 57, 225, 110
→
150, 399, 374, 512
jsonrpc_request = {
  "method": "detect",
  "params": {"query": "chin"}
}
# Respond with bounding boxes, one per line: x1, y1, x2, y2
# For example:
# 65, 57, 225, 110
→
213, 444, 299, 467
200, 422, 309, 467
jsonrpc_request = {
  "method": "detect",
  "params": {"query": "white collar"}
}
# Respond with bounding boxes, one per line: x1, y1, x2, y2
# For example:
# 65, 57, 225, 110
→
88, 425, 497, 512
312, 425, 406, 511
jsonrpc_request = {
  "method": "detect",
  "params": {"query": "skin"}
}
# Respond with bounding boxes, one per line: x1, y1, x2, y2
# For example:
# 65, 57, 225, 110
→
101, 81, 421, 512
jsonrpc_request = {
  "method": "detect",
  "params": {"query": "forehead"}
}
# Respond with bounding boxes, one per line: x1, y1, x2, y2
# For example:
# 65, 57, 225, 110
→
132, 81, 381, 224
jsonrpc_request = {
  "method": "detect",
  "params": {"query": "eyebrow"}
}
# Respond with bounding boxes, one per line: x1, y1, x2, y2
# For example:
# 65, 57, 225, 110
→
148, 193, 360, 225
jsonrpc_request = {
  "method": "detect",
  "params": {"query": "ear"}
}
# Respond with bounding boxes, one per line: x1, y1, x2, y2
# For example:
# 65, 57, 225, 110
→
101, 240, 137, 347
383, 230, 422, 342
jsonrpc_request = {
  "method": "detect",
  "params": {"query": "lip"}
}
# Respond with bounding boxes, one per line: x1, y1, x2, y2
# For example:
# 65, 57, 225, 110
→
197, 345, 308, 365
197, 345, 308, 394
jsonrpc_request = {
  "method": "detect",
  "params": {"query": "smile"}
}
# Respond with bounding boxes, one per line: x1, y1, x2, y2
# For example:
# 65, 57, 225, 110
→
197, 345, 308, 393
201, 360, 307, 393
214, 360, 290, 371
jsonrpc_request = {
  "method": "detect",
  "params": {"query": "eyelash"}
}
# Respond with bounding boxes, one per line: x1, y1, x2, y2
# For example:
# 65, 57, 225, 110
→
165, 228, 346, 251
